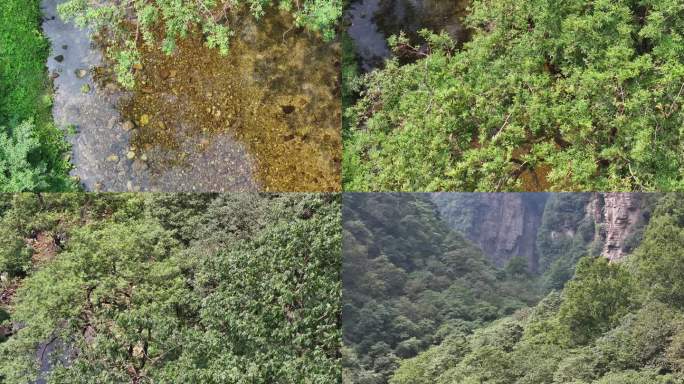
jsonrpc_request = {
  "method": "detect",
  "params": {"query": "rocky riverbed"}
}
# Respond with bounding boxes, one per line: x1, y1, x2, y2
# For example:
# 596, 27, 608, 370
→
42, 0, 341, 192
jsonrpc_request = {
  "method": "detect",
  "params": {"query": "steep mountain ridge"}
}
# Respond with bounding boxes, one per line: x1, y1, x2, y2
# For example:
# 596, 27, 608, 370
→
343, 193, 671, 384
342, 193, 543, 383
432, 193, 656, 276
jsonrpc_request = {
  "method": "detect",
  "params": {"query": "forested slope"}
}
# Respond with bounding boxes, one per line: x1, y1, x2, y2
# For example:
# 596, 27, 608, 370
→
342, 193, 542, 383
0, 193, 341, 383
390, 194, 684, 384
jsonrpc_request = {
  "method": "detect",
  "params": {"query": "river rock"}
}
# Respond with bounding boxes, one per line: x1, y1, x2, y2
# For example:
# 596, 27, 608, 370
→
54, 55, 64, 63
106, 154, 119, 163
132, 159, 147, 172
104, 83, 118, 93
107, 117, 118, 130
75, 69, 88, 79
126, 151, 136, 160
122, 121, 135, 131
140, 114, 150, 126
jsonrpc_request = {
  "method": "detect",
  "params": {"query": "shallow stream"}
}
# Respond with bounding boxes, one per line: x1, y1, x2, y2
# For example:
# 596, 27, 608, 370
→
42, 0, 340, 192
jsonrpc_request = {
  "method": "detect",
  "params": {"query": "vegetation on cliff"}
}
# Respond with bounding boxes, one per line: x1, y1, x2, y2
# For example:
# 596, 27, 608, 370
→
342, 193, 544, 383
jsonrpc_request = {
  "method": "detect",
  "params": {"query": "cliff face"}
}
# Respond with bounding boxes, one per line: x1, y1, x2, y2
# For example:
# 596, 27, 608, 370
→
432, 193, 549, 270
433, 193, 655, 274
591, 193, 647, 261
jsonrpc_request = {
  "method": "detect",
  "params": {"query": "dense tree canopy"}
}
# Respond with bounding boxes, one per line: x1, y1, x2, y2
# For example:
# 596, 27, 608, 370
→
0, 193, 341, 383
631, 193, 684, 308
344, 0, 684, 191
342, 193, 544, 383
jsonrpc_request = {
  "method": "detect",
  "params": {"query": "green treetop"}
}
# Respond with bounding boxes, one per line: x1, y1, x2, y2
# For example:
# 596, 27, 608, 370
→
0, 193, 341, 383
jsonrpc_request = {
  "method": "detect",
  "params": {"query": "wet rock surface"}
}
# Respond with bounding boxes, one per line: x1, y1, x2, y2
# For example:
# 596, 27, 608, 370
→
375, 0, 469, 43
346, 0, 392, 71
433, 193, 549, 271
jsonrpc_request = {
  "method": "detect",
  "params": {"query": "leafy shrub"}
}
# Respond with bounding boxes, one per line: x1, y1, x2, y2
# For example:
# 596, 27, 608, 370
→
344, 1, 684, 191
0, 193, 341, 383
0, 0, 73, 191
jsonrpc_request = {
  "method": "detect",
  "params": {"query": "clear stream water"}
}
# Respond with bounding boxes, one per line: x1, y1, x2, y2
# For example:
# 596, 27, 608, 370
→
42, 0, 258, 192
41, 0, 340, 192
346, 0, 393, 72
346, 0, 469, 72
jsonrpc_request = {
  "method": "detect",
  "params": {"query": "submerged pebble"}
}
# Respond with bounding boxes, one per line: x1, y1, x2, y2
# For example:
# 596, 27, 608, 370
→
122, 121, 135, 131
140, 114, 150, 126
